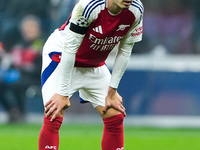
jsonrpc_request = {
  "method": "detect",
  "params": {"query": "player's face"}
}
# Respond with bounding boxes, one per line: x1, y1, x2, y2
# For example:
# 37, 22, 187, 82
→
108, 0, 133, 14
114, 0, 133, 9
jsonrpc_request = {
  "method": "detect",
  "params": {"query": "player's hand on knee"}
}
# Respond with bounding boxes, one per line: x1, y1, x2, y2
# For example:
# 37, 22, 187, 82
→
45, 93, 71, 121
103, 87, 126, 117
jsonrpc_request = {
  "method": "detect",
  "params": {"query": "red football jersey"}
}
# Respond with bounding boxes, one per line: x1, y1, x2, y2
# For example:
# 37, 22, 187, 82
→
59, 0, 143, 67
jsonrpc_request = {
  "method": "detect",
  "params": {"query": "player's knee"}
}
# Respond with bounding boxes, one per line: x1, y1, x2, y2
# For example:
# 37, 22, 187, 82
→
103, 114, 124, 134
44, 115, 63, 132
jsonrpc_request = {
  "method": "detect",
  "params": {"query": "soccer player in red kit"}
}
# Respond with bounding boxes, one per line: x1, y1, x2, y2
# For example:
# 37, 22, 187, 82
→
39, 0, 143, 149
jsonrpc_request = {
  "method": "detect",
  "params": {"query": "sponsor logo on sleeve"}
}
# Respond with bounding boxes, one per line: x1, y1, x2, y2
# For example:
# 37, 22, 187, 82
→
131, 26, 143, 37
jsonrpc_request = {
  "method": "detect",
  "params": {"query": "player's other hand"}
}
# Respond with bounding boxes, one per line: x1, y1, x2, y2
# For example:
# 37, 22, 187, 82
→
45, 93, 71, 121
103, 87, 126, 117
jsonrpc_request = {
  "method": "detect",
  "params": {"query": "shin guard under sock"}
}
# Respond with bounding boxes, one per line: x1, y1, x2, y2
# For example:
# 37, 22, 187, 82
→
38, 115, 63, 150
102, 114, 124, 150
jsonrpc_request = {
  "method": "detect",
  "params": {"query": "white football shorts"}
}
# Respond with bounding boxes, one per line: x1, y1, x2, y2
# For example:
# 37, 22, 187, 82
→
41, 33, 111, 108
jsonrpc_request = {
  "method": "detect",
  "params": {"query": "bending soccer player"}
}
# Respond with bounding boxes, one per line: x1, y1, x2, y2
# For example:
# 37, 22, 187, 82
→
39, 0, 143, 149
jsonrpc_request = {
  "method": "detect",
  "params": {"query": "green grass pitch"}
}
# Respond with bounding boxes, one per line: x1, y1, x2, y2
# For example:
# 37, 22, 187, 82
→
0, 123, 200, 150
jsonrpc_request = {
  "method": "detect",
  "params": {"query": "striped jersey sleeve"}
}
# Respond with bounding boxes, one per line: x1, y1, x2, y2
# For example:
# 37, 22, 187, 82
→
69, 0, 105, 34
121, 0, 144, 44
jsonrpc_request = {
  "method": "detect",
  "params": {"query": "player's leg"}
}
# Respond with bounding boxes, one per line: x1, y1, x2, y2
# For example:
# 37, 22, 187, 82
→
78, 65, 125, 150
38, 113, 64, 150
96, 106, 124, 150
39, 54, 63, 150
39, 41, 82, 149
38, 35, 66, 150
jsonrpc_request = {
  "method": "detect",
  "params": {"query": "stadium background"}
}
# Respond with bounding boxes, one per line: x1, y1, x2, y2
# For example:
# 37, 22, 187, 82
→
0, 0, 200, 127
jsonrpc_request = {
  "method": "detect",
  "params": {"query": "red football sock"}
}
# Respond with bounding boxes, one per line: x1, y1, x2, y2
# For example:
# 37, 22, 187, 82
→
101, 114, 124, 150
38, 115, 63, 150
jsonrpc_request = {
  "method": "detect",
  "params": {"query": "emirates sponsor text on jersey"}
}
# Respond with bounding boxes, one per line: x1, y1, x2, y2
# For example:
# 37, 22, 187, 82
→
89, 34, 122, 51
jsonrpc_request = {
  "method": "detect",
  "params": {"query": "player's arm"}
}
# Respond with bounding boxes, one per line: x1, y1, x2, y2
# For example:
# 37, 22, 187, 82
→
103, 6, 144, 116
109, 9, 143, 89
102, 42, 134, 117
45, 29, 85, 121
56, 0, 92, 97
45, 1, 91, 120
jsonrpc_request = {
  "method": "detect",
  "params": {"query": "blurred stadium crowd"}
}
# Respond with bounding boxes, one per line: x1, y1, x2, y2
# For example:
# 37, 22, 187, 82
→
0, 0, 200, 123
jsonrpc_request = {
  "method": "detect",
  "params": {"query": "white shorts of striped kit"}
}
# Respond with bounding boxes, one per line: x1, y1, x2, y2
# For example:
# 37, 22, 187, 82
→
41, 36, 111, 108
